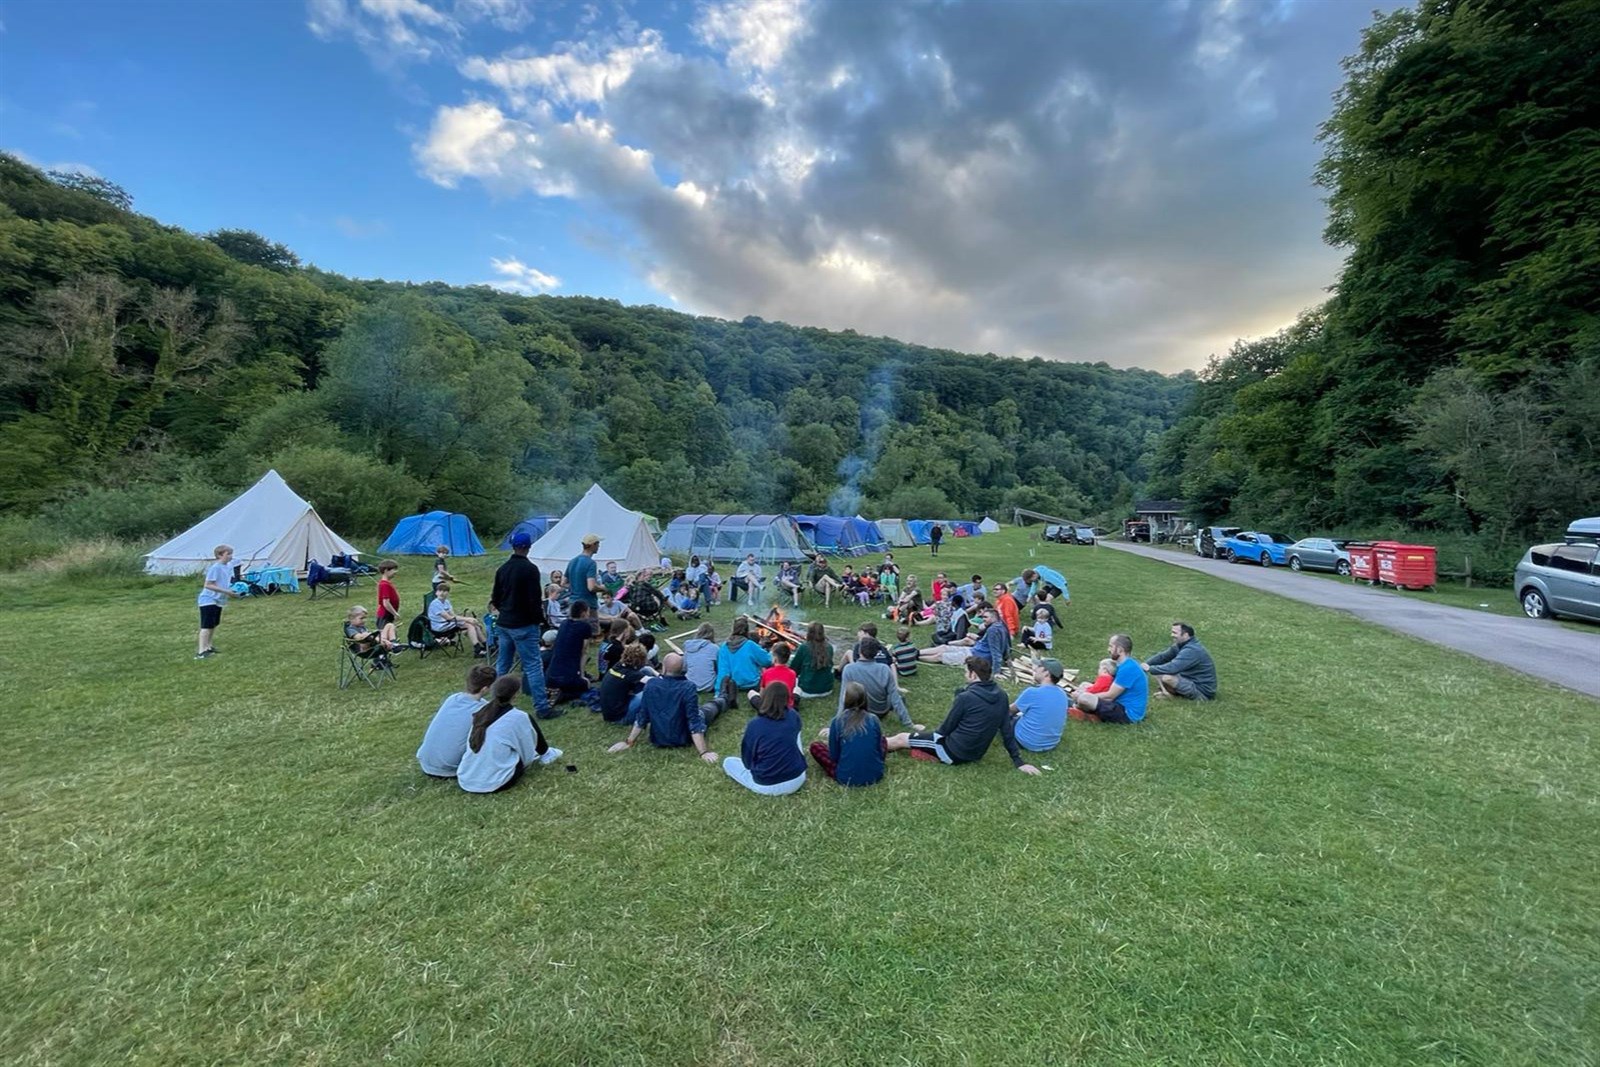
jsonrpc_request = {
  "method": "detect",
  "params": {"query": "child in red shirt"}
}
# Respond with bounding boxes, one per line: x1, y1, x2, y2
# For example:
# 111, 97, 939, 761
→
750, 641, 799, 707
376, 560, 401, 626
1083, 658, 1115, 695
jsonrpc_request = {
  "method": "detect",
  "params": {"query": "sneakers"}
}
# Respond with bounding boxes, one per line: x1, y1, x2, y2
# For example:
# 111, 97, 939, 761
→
538, 746, 564, 765
194, 649, 215, 660
390, 645, 408, 657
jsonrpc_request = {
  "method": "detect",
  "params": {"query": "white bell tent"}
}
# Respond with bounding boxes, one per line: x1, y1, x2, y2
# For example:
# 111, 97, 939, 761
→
526, 483, 663, 575
144, 469, 360, 576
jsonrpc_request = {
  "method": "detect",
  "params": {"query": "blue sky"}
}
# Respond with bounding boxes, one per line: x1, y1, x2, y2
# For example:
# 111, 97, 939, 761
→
2, 0, 1396, 370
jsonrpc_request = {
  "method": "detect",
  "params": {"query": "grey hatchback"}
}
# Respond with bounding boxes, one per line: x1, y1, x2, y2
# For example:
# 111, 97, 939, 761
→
1515, 543, 1600, 622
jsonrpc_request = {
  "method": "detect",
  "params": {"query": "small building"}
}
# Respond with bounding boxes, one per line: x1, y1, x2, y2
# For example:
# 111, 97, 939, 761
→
1134, 500, 1189, 541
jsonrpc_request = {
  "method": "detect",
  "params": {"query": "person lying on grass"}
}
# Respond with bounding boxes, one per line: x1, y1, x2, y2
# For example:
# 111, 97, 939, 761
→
810, 681, 888, 787
609, 652, 720, 762
723, 681, 807, 796
344, 605, 402, 663
429, 582, 488, 657
1141, 621, 1218, 701
1064, 634, 1148, 725
839, 637, 923, 732
417, 663, 497, 777
886, 656, 1039, 774
456, 674, 564, 793
918, 600, 989, 666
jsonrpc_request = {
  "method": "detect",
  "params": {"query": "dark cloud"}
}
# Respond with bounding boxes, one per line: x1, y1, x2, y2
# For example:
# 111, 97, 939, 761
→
405, 0, 1392, 369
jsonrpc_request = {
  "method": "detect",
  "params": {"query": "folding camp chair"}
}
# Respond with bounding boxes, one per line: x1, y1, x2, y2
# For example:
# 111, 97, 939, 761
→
339, 625, 396, 690
307, 560, 354, 600
407, 612, 464, 659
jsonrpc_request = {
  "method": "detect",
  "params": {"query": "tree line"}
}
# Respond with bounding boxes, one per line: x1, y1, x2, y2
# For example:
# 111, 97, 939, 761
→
1145, 0, 1599, 581
0, 153, 1192, 552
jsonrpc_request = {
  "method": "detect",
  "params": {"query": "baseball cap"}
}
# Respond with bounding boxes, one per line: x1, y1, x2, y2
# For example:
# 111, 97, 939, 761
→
1038, 658, 1064, 681
582, 532, 602, 546
510, 530, 533, 549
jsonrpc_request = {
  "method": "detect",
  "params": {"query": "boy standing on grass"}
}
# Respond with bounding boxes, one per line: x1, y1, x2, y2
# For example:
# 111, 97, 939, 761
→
432, 546, 459, 589
195, 544, 235, 660
376, 560, 401, 628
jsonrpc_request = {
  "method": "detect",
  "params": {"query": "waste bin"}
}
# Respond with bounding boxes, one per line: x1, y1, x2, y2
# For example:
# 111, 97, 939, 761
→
1375, 542, 1436, 590
1348, 542, 1377, 583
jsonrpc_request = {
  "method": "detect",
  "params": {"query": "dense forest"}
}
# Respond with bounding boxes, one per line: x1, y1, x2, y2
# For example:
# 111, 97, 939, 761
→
1145, 0, 1599, 579
0, 153, 1191, 556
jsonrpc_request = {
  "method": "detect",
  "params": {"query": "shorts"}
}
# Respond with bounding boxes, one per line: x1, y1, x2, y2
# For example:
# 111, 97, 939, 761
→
939, 647, 970, 667
906, 730, 957, 764
377, 610, 395, 626
1162, 674, 1209, 701
1092, 696, 1134, 724
199, 604, 223, 629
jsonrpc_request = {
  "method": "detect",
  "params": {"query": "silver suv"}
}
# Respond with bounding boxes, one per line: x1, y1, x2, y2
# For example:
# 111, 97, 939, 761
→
1515, 542, 1600, 622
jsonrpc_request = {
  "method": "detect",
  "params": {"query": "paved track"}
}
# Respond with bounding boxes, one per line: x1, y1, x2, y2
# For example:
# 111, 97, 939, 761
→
1101, 541, 1600, 701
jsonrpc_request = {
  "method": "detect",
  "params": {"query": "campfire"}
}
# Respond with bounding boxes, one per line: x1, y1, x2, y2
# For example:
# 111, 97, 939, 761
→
751, 605, 806, 648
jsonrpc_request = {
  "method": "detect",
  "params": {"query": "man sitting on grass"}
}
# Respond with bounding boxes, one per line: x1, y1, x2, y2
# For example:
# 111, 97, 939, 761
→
885, 656, 1039, 774
839, 638, 922, 732
1009, 659, 1069, 756
1142, 621, 1218, 701
1066, 634, 1148, 724
608, 653, 720, 763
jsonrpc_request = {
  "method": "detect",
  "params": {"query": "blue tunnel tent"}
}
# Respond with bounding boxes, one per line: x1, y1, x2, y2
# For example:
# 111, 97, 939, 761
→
499, 514, 559, 550
905, 520, 934, 545
661, 514, 815, 563
795, 515, 871, 556
378, 510, 486, 556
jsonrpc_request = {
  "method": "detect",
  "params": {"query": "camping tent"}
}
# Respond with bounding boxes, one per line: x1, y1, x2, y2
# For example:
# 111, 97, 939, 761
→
946, 520, 983, 537
661, 514, 814, 563
499, 514, 559, 550
379, 510, 485, 556
851, 515, 889, 552
905, 520, 934, 545
978, 515, 1001, 534
144, 469, 360, 576
526, 484, 662, 575
795, 515, 871, 556
877, 518, 916, 547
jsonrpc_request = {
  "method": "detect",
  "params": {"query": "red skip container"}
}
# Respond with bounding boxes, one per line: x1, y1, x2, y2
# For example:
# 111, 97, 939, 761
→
1373, 541, 1437, 591
1347, 543, 1378, 583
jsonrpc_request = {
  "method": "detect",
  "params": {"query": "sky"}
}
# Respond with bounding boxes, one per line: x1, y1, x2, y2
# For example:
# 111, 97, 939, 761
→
1, 0, 1396, 372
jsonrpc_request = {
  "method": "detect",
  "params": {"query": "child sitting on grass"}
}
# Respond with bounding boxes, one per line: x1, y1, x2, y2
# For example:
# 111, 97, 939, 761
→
810, 681, 887, 787
891, 627, 919, 677
416, 663, 497, 777
456, 675, 564, 793
1081, 658, 1115, 696
750, 642, 799, 707
722, 681, 807, 796
1021, 607, 1053, 657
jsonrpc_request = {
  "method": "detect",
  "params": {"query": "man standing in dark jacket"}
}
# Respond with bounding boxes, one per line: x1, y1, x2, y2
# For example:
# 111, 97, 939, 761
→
885, 657, 1040, 774
1142, 621, 1218, 701
489, 531, 551, 717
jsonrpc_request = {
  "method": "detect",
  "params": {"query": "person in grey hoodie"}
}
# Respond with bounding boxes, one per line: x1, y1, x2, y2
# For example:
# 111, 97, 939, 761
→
839, 638, 923, 731
681, 621, 720, 693
1141, 621, 1218, 701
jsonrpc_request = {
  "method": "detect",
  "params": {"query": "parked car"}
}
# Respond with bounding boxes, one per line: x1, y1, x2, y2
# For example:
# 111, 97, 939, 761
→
1196, 526, 1243, 559
1071, 526, 1097, 545
1515, 541, 1600, 622
1286, 537, 1352, 576
1219, 531, 1292, 566
1041, 525, 1072, 544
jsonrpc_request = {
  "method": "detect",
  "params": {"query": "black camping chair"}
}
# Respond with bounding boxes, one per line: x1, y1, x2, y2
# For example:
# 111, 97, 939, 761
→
339, 622, 396, 690
308, 559, 354, 600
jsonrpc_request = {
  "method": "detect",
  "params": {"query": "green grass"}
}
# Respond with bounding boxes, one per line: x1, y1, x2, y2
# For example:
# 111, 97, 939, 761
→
4, 530, 1598, 1065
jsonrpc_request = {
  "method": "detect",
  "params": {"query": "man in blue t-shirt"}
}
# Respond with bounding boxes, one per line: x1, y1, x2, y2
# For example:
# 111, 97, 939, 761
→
1010, 658, 1069, 752
1067, 633, 1148, 724
567, 533, 602, 613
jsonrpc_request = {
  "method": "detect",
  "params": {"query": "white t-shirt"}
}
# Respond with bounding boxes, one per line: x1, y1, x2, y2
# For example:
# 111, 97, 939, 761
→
197, 561, 232, 607
428, 597, 456, 632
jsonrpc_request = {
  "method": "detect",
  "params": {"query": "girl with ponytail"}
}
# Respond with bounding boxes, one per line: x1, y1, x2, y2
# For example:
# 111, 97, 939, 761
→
456, 674, 564, 793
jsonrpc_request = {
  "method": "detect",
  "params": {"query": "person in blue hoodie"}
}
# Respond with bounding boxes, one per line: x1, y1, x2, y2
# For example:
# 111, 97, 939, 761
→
723, 681, 807, 796
713, 616, 772, 709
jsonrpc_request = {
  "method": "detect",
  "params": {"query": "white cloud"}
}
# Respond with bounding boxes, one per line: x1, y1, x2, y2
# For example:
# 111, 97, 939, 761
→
333, 215, 390, 238
307, 0, 458, 64
386, 0, 1383, 369
487, 255, 560, 293
453, 0, 534, 31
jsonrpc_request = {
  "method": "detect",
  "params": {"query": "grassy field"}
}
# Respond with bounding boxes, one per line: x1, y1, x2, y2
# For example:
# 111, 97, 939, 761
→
3, 529, 1597, 1065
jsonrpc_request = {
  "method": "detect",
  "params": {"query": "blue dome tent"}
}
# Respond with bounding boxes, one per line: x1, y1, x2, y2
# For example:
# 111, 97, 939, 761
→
795, 515, 871, 556
499, 514, 559, 550
378, 510, 486, 556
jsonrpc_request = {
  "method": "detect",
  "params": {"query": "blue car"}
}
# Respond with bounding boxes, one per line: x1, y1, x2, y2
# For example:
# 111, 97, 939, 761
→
1219, 531, 1292, 566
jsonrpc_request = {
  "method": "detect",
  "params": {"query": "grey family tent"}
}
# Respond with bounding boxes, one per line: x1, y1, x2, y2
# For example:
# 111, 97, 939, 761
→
877, 518, 916, 547
661, 514, 815, 563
